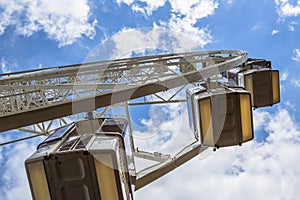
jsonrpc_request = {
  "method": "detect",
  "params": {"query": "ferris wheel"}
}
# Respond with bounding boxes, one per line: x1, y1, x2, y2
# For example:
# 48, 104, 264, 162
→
0, 50, 280, 199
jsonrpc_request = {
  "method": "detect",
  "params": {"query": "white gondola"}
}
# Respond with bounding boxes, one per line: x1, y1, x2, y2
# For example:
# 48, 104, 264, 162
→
187, 84, 254, 148
25, 118, 134, 200
227, 60, 280, 108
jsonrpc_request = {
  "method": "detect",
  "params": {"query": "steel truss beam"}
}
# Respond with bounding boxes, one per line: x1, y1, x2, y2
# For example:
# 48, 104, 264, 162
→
0, 50, 247, 133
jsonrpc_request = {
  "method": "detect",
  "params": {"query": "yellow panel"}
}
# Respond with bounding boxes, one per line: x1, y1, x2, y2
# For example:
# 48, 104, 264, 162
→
240, 94, 253, 142
199, 98, 214, 146
94, 154, 120, 200
272, 71, 280, 103
245, 75, 254, 104
27, 161, 51, 200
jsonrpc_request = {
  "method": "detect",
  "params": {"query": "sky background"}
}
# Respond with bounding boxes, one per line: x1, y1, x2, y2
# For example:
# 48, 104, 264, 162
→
1, 0, 300, 199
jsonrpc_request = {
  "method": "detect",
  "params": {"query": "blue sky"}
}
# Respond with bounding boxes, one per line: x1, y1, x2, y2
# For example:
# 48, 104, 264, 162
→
1, 0, 300, 199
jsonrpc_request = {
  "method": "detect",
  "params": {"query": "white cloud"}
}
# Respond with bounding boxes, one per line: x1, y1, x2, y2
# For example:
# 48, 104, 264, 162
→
281, 72, 288, 81
86, 27, 205, 61
291, 79, 300, 88
252, 109, 271, 130
117, 0, 218, 18
111, 28, 166, 58
0, 1, 21, 35
0, 58, 11, 74
284, 101, 296, 111
165, 0, 217, 47
133, 101, 196, 155
140, 0, 167, 15
169, 0, 218, 19
166, 15, 213, 48
0, 0, 97, 47
275, 0, 300, 18
288, 21, 298, 31
272, 29, 279, 35
116, 0, 135, 4
288, 24, 295, 31
117, 0, 167, 15
0, 136, 43, 200
292, 48, 300, 62
113, 0, 218, 49
131, 4, 147, 15
224, 0, 234, 4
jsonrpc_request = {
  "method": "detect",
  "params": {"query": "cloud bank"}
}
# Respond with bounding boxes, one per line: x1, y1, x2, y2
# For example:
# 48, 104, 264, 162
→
115, 0, 218, 49
0, 0, 97, 47
275, 0, 300, 18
